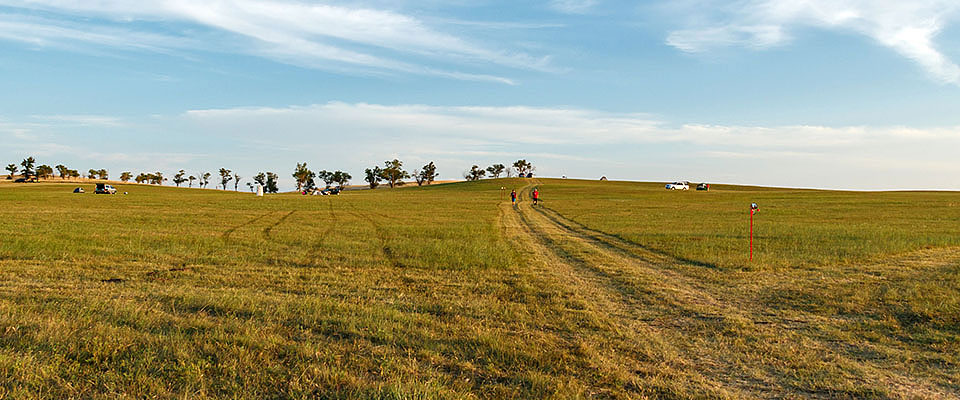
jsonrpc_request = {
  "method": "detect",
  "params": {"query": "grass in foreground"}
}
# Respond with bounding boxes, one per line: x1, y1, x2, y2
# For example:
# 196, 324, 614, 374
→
0, 179, 958, 398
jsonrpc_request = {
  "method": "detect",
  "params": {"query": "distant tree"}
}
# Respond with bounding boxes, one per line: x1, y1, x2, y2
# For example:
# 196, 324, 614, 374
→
292, 163, 313, 192
316, 170, 334, 189
201, 172, 212, 188
36, 164, 54, 179
486, 164, 506, 179
465, 165, 485, 181
506, 168, 515, 178
218, 168, 232, 191
173, 170, 187, 187
414, 162, 438, 186
20, 157, 35, 179
120, 171, 132, 182
512, 159, 533, 176
152, 172, 165, 185
68, 169, 80, 179
97, 169, 108, 180
246, 182, 255, 192
253, 172, 266, 187
5, 164, 17, 179
233, 173, 241, 191
380, 159, 410, 188
55, 164, 68, 179
364, 167, 383, 189
135, 173, 147, 184
188, 175, 196, 188
87, 169, 98, 179
265, 172, 279, 193
332, 170, 351, 189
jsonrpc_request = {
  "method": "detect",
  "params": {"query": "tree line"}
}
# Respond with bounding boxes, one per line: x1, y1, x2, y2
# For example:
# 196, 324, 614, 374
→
7, 156, 537, 192
464, 159, 534, 181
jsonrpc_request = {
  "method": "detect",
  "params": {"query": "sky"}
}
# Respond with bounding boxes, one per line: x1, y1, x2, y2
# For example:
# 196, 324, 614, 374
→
2, 0, 960, 190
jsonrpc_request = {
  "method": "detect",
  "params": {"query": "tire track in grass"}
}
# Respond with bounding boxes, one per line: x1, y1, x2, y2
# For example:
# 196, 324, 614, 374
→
344, 201, 402, 268
518, 181, 960, 398
263, 210, 296, 239
512, 180, 833, 396
302, 200, 339, 267
500, 183, 724, 396
535, 205, 718, 269
221, 212, 273, 240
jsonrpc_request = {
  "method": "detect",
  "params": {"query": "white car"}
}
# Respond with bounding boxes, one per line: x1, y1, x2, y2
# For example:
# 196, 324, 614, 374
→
665, 181, 689, 190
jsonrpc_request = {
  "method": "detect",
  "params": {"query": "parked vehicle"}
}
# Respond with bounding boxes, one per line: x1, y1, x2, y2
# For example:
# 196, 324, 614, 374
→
665, 181, 689, 190
95, 183, 117, 194
697, 183, 710, 191
73, 187, 85, 193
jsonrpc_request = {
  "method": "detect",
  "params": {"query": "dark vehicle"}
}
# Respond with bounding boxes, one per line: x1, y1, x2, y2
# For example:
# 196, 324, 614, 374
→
73, 187, 85, 193
697, 183, 710, 191
322, 188, 341, 195
95, 183, 117, 194
14, 177, 37, 183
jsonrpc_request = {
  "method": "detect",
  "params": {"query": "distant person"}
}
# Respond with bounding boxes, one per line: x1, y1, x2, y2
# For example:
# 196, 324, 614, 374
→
510, 189, 517, 204
532, 188, 540, 206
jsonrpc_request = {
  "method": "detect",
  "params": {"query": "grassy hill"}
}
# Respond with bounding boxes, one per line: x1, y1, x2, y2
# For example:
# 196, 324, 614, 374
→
0, 179, 958, 398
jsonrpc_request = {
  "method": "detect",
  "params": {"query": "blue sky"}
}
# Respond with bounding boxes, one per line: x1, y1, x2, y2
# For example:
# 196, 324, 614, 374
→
2, 0, 960, 190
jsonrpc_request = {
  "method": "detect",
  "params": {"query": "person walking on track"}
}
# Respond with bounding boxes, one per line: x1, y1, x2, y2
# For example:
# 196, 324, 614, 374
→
510, 189, 517, 204
532, 188, 540, 206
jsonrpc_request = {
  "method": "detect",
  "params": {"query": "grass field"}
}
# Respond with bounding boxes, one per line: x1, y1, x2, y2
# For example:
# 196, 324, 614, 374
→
1, 179, 958, 398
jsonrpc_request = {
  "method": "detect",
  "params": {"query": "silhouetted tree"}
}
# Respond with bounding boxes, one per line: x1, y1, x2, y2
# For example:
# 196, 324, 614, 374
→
20, 157, 35, 179
5, 164, 17, 179
380, 159, 409, 188
55, 164, 68, 179
218, 168, 232, 190
365, 167, 382, 189
253, 172, 266, 187
414, 162, 438, 186
332, 170, 351, 189
316, 170, 334, 189
36, 164, 53, 179
465, 165, 485, 181
486, 164, 506, 178
120, 172, 132, 182
513, 159, 534, 177
173, 170, 187, 187
292, 162, 315, 192
87, 169, 98, 179
233, 173, 241, 191
188, 175, 196, 187
265, 172, 279, 193
201, 172, 211, 188
97, 169, 108, 180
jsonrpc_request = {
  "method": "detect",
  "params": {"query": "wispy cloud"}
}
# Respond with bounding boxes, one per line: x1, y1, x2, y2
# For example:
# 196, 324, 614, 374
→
0, 0, 552, 83
550, 0, 600, 14
665, 0, 960, 85
6, 103, 960, 189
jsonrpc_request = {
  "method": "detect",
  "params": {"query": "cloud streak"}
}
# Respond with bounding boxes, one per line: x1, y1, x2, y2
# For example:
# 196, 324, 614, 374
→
665, 0, 960, 85
0, 0, 551, 83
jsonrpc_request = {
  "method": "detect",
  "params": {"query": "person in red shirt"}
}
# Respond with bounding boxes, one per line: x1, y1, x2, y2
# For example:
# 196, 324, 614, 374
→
532, 188, 540, 206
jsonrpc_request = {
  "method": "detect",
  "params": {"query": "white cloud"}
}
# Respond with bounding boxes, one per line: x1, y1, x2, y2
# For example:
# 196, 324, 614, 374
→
0, 0, 551, 82
665, 0, 960, 85
550, 0, 599, 14
6, 103, 960, 189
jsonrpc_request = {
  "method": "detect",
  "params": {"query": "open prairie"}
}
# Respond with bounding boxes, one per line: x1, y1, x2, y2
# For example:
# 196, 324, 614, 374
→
1, 179, 958, 399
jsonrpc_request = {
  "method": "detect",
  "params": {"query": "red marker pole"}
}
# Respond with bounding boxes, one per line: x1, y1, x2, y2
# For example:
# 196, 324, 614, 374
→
749, 208, 754, 261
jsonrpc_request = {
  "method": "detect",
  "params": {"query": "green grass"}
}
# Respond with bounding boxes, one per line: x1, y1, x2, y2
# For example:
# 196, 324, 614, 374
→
0, 179, 958, 398
540, 179, 960, 270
